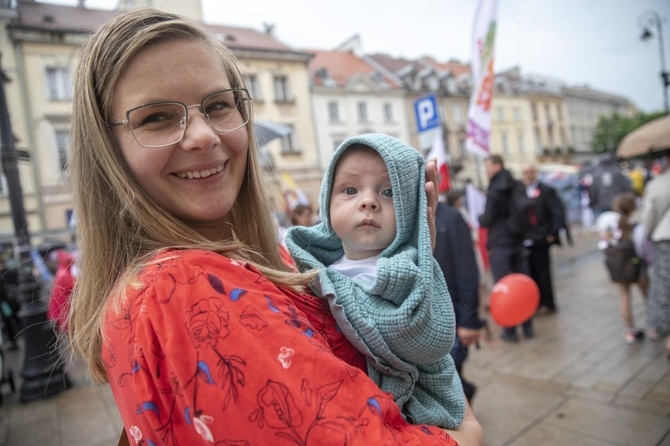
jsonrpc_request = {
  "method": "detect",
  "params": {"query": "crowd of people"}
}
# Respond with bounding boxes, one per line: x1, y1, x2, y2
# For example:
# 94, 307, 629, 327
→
0, 8, 667, 445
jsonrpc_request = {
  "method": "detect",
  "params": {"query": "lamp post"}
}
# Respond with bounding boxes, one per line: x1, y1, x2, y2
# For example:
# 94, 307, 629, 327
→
0, 55, 69, 402
638, 10, 670, 114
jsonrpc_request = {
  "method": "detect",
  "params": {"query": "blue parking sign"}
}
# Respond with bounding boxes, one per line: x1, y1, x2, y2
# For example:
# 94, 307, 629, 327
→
414, 94, 440, 133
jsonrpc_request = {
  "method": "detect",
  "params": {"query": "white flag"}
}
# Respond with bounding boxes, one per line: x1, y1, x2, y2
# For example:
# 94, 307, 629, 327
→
466, 0, 499, 158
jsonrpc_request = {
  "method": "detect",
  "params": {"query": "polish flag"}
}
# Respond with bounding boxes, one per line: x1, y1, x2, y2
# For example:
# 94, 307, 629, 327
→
426, 131, 451, 193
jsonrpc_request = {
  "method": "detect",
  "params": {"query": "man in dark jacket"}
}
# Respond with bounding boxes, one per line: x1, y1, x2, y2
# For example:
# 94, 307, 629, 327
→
478, 155, 530, 342
589, 154, 632, 217
434, 199, 484, 402
520, 163, 565, 314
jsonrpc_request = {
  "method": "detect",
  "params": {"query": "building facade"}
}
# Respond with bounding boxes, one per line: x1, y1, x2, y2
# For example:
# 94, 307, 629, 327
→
0, 0, 320, 241
0, 1, 641, 242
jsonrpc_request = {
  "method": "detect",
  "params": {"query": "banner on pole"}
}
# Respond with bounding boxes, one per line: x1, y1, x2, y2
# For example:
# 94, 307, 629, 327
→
466, 0, 499, 158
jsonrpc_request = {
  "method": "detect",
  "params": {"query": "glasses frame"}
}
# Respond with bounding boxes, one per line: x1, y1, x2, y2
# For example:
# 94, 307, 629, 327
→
110, 88, 252, 148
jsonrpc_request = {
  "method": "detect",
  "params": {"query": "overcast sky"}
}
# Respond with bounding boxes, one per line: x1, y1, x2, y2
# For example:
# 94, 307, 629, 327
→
49, 0, 670, 112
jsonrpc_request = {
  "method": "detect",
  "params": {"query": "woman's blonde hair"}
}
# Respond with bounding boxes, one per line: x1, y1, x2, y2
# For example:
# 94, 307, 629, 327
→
68, 8, 310, 382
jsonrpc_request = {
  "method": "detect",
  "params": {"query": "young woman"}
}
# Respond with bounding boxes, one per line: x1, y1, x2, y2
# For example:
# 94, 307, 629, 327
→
67, 8, 482, 445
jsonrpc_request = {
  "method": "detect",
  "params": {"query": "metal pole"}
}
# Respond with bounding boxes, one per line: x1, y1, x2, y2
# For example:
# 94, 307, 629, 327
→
654, 12, 670, 114
639, 10, 670, 114
0, 55, 69, 402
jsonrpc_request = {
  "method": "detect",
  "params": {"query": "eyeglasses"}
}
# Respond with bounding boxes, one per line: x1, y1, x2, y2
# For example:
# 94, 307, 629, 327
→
110, 88, 252, 148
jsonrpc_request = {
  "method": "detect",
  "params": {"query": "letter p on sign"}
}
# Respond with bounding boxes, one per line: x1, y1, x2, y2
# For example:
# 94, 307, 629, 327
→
414, 94, 440, 133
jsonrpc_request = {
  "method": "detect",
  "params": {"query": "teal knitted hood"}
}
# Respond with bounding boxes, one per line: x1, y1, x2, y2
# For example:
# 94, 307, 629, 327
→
317, 133, 425, 261
286, 133, 464, 428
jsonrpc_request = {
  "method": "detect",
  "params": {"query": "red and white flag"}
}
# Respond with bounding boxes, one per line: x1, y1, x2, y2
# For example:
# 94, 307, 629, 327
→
466, 0, 499, 158
426, 131, 451, 193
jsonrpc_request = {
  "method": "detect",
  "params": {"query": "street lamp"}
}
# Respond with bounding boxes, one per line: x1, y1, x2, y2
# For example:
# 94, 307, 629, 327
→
638, 10, 670, 114
0, 55, 69, 402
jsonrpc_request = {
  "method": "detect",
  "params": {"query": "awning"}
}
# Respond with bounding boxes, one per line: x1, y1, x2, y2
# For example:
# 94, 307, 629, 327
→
254, 120, 293, 147
616, 115, 670, 159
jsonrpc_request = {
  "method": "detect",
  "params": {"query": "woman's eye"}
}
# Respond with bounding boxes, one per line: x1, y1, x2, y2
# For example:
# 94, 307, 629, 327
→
135, 112, 175, 128
204, 100, 232, 114
382, 189, 393, 198
344, 187, 357, 195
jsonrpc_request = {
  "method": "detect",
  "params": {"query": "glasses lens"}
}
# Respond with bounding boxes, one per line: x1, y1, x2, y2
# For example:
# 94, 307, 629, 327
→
128, 103, 186, 148
203, 89, 250, 133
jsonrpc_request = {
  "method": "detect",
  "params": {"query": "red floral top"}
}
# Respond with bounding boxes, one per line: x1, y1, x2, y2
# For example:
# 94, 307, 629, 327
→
102, 249, 459, 445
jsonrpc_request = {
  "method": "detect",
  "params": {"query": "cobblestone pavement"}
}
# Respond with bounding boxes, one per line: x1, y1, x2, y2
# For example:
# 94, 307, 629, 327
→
0, 228, 669, 446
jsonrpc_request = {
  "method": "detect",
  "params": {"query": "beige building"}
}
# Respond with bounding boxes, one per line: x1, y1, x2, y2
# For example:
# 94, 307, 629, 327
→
0, 2, 641, 243
562, 85, 636, 162
0, 0, 319, 242
309, 48, 410, 177
489, 94, 536, 177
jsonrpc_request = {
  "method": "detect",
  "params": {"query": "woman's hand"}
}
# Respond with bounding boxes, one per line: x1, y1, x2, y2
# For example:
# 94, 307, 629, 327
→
426, 159, 439, 250
443, 402, 484, 445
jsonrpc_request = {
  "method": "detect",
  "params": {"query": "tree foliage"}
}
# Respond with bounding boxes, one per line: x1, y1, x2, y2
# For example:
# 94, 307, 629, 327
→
592, 111, 666, 153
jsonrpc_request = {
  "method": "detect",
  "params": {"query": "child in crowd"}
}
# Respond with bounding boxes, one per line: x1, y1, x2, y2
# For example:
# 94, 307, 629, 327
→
603, 192, 649, 344
286, 133, 465, 428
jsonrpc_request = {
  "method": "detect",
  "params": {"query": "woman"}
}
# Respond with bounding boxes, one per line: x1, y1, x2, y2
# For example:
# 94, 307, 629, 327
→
642, 151, 670, 358
67, 8, 482, 445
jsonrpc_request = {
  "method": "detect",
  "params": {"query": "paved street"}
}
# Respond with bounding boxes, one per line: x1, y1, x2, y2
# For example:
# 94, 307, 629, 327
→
0, 229, 668, 446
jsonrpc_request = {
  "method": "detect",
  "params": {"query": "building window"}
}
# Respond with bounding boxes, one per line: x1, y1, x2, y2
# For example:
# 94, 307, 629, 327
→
273, 75, 291, 103
245, 74, 261, 101
459, 138, 467, 159
280, 124, 299, 154
357, 102, 369, 122
55, 129, 70, 173
513, 107, 521, 122
501, 131, 509, 156
497, 106, 505, 122
328, 101, 340, 122
517, 131, 525, 156
383, 103, 393, 122
46, 67, 71, 101
452, 104, 463, 124
545, 104, 552, 124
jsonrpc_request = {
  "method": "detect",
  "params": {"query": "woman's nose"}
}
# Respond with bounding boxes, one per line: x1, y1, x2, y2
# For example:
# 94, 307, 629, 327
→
180, 111, 218, 151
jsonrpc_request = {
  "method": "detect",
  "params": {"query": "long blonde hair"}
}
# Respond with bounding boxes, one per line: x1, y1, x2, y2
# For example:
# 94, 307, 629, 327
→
68, 8, 311, 382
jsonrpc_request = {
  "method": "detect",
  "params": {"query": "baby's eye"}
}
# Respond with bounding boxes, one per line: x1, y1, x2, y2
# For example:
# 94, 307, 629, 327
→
382, 189, 393, 198
344, 187, 357, 195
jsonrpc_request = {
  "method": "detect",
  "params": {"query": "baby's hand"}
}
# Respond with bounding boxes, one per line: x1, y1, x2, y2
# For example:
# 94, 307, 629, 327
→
426, 159, 438, 250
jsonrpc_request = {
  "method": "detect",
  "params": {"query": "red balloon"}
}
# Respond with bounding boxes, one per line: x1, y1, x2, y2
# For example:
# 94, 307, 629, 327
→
489, 274, 540, 328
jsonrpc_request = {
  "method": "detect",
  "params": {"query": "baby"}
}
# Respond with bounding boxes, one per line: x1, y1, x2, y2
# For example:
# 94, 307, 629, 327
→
286, 133, 465, 428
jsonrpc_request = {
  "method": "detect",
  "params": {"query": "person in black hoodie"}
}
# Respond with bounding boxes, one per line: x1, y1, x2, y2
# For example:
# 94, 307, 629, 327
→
478, 155, 531, 342
434, 198, 485, 403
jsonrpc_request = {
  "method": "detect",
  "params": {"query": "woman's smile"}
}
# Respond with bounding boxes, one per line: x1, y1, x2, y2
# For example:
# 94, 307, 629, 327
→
174, 162, 225, 179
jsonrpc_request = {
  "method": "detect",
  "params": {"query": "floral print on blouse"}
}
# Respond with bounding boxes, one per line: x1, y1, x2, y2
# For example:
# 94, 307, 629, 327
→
102, 249, 458, 445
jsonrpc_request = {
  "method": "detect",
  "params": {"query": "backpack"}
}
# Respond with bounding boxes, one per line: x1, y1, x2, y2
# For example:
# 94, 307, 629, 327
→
505, 181, 538, 238
604, 240, 641, 284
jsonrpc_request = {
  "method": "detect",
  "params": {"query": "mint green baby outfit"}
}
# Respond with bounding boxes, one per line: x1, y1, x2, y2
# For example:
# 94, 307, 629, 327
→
285, 133, 465, 428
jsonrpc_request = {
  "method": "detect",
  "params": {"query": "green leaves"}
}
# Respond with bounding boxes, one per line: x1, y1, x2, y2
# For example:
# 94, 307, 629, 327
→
592, 110, 666, 154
